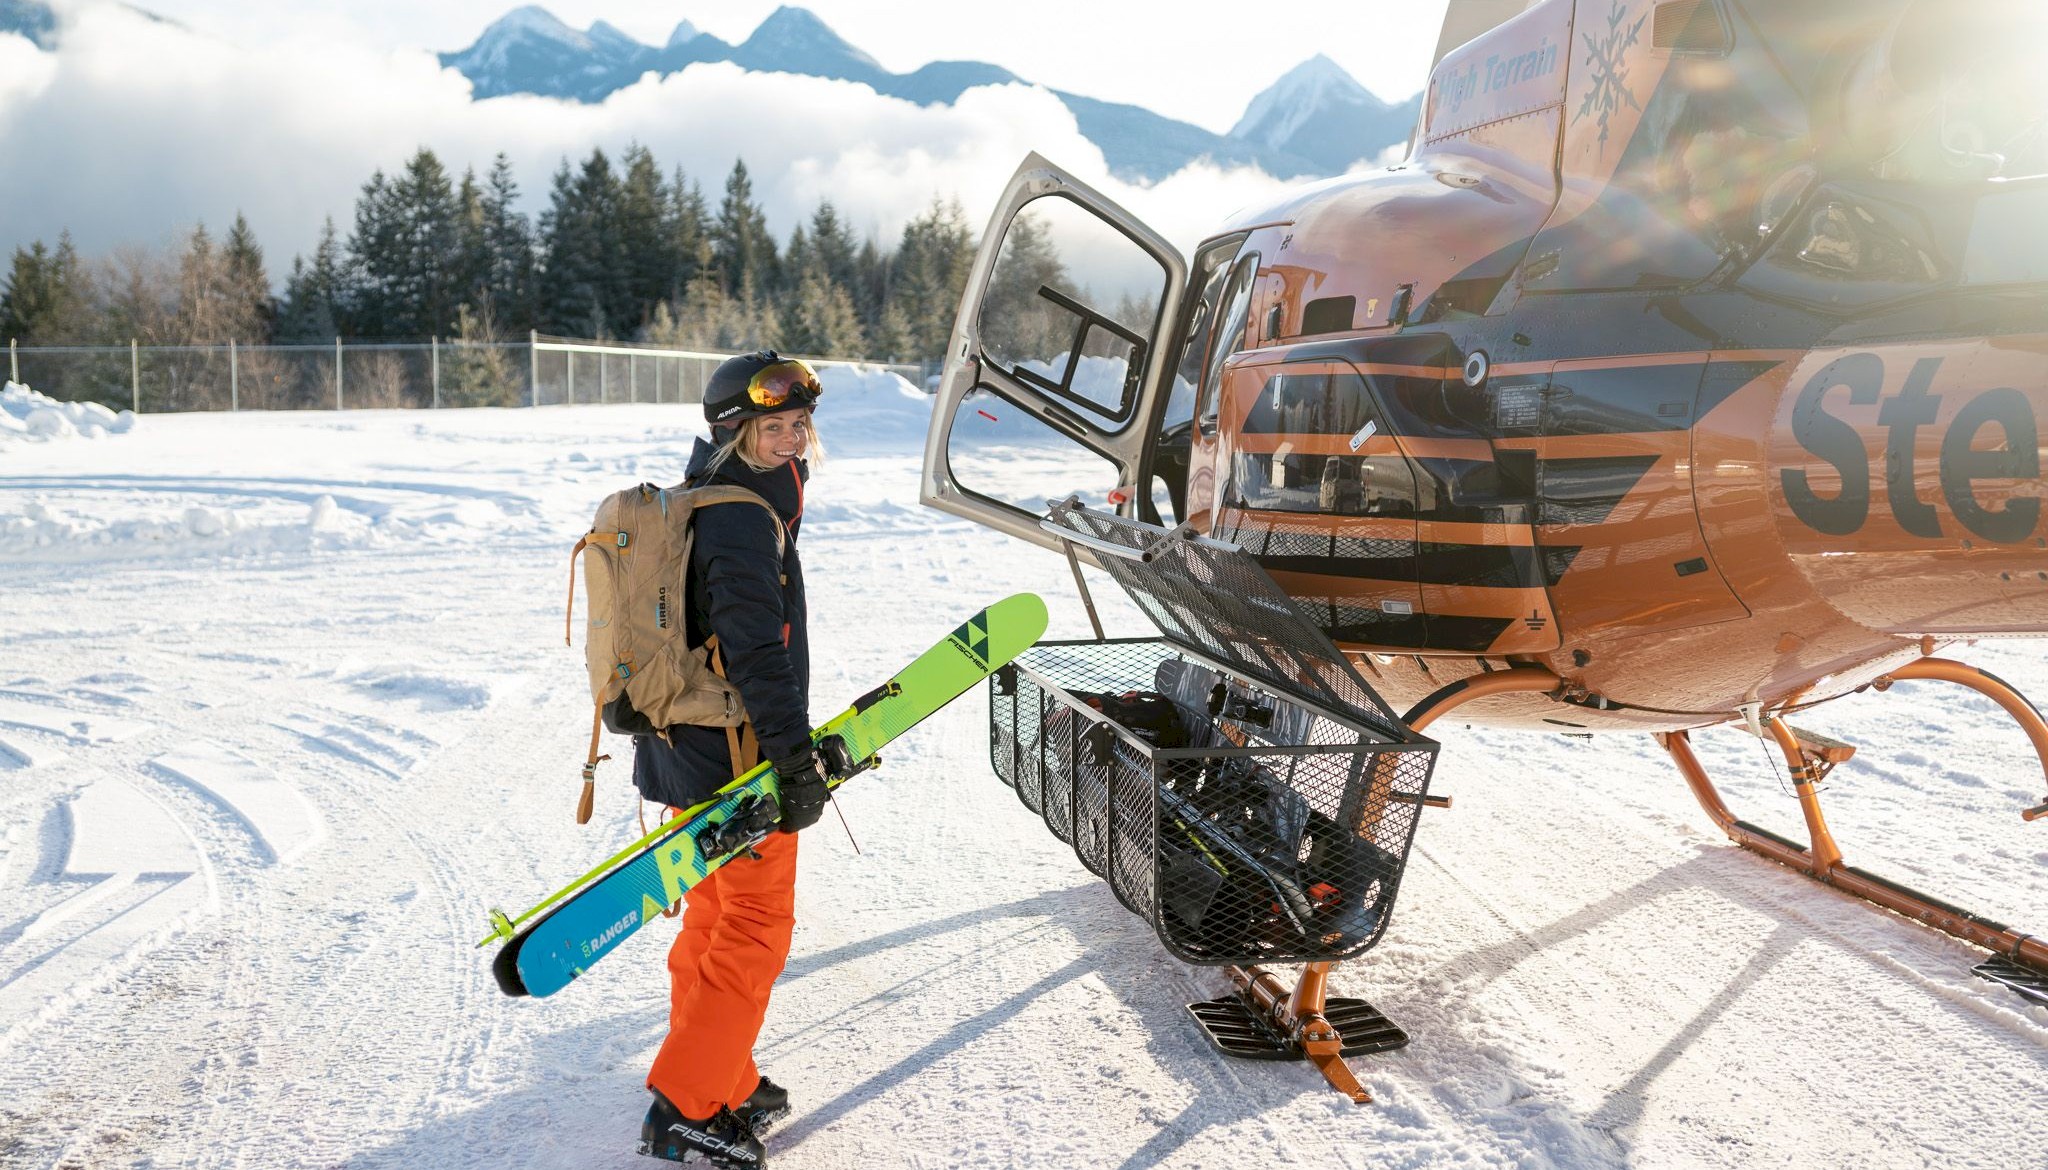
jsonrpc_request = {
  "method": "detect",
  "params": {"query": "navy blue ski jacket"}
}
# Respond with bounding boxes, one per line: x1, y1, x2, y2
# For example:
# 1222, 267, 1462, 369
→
632, 437, 810, 810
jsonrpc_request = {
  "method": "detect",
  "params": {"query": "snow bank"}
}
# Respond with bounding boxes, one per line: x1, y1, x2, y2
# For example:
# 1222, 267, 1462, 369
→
0, 382, 137, 443
814, 363, 932, 450
0, 495, 385, 565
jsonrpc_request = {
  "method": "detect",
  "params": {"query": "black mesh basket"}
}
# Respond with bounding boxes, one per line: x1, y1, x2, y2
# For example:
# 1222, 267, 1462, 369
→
992, 640, 1436, 965
986, 501, 1439, 967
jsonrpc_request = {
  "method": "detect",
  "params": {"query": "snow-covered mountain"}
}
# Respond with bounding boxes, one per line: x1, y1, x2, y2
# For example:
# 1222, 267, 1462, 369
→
0, 0, 57, 48
728, 5, 884, 87
438, 5, 647, 101
1231, 54, 1421, 173
439, 5, 1416, 181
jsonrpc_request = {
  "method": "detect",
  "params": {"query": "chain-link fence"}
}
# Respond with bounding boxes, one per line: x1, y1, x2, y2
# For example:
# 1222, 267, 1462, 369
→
2, 335, 933, 414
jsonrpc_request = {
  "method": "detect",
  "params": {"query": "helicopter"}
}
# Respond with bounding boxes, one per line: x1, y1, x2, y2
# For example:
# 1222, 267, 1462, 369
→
918, 0, 2048, 1098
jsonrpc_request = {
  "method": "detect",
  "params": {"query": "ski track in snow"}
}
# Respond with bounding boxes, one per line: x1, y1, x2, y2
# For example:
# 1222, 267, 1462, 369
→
0, 402, 2042, 1168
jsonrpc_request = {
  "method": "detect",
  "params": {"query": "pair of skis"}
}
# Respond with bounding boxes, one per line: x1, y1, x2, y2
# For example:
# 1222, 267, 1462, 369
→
481, 593, 1049, 998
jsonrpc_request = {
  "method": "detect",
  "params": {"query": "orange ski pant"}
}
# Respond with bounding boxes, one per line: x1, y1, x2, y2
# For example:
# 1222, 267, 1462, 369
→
647, 827, 798, 1120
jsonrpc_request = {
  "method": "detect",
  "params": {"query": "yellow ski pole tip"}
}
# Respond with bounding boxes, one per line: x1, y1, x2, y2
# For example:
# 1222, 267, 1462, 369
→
479, 908, 515, 947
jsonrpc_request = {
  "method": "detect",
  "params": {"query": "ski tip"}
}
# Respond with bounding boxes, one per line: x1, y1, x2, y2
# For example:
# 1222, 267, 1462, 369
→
998, 592, 1050, 622
491, 934, 532, 997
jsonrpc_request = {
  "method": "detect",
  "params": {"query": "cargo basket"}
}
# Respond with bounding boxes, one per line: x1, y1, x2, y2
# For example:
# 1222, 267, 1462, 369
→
986, 501, 1439, 967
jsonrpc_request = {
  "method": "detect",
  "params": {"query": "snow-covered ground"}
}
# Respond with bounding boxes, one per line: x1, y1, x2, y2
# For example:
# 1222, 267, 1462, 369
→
1, 380, 2044, 1169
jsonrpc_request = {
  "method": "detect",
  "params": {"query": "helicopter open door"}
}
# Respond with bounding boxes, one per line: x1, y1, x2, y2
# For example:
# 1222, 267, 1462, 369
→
921, 154, 1187, 553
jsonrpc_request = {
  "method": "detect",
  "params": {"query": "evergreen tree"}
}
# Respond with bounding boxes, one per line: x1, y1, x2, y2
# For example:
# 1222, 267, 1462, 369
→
869, 298, 912, 363
809, 201, 860, 296
222, 212, 274, 343
780, 224, 813, 311
452, 167, 491, 327
617, 144, 672, 332
277, 218, 344, 343
347, 148, 461, 338
443, 297, 519, 407
711, 159, 777, 298
174, 222, 229, 343
345, 168, 399, 335
852, 234, 891, 343
777, 268, 865, 356
651, 270, 731, 350
480, 154, 538, 334
0, 232, 93, 345
538, 149, 628, 336
665, 167, 710, 303
889, 198, 976, 364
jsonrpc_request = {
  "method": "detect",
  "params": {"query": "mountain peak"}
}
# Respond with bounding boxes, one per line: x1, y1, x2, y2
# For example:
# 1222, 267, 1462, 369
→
441, 5, 655, 102
740, 6, 880, 73
0, 0, 58, 48
1229, 55, 1413, 173
665, 19, 700, 49
488, 5, 577, 45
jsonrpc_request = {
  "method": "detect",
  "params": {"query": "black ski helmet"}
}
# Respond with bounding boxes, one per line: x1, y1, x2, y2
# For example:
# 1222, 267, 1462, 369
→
702, 350, 822, 429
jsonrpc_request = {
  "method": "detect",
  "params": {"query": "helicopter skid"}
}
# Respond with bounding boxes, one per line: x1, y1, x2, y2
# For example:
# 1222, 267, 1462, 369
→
1659, 661, 2048, 991
1195, 963, 1408, 1105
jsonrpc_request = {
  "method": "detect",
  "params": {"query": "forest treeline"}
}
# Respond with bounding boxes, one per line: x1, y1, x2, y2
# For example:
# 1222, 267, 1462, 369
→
0, 146, 987, 366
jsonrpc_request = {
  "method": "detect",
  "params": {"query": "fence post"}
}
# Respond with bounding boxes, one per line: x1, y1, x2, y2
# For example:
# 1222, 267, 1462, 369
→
529, 330, 539, 408
567, 349, 576, 405
335, 336, 343, 411
7, 337, 15, 385
431, 336, 440, 409
229, 340, 239, 411
130, 339, 140, 413
631, 353, 639, 404
600, 351, 608, 405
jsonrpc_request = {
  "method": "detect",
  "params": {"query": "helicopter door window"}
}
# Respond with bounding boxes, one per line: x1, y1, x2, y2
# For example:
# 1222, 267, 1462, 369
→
1196, 253, 1261, 437
946, 385, 1125, 516
977, 195, 1168, 432
1229, 364, 1419, 518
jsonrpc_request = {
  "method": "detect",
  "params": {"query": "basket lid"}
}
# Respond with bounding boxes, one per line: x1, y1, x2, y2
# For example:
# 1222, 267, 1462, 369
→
1042, 499, 1414, 741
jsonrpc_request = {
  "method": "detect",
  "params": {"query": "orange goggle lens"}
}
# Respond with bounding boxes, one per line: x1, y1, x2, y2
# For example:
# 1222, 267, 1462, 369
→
746, 360, 823, 410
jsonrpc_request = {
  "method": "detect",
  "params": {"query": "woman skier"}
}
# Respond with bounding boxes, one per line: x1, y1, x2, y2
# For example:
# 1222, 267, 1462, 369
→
634, 350, 831, 1167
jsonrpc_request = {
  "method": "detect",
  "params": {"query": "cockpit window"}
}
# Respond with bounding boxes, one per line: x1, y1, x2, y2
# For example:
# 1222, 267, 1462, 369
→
1165, 237, 1242, 429
1197, 253, 1260, 436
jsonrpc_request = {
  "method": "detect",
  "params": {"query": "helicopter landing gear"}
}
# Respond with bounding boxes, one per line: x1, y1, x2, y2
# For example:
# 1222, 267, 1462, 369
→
1659, 656, 2048, 998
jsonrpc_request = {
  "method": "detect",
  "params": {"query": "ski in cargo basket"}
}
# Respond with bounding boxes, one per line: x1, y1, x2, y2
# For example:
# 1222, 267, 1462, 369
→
988, 499, 1439, 967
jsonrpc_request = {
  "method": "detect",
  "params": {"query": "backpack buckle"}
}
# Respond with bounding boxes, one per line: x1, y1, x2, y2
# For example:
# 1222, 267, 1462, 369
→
616, 532, 630, 549
615, 664, 633, 681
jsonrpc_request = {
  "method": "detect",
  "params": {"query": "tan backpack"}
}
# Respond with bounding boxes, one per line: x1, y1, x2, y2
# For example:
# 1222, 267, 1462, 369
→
565, 482, 785, 823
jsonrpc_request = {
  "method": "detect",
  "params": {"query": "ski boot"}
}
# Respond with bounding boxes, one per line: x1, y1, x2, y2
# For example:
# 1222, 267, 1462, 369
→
638, 1089, 764, 1167
734, 1075, 790, 1134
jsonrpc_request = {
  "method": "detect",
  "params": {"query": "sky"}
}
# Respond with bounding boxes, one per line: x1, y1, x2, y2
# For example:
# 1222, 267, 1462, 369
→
0, 0, 1454, 291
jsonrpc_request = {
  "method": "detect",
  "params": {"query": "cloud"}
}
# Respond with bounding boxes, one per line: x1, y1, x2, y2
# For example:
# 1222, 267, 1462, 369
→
0, 3, 1308, 281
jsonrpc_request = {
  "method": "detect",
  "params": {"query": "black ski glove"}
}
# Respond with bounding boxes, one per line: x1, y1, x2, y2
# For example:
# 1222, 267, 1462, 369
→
773, 745, 829, 833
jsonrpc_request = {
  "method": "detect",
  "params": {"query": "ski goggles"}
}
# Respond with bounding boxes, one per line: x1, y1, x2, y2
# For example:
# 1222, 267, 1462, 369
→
746, 359, 823, 411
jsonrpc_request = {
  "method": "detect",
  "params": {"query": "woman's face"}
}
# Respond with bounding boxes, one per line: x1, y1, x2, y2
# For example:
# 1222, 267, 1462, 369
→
749, 411, 812, 469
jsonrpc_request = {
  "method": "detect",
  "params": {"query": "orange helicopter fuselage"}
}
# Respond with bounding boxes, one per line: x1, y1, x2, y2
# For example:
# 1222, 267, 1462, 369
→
1164, 0, 2047, 732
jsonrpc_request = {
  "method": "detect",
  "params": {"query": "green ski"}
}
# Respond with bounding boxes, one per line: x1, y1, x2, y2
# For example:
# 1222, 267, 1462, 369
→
482, 592, 1048, 997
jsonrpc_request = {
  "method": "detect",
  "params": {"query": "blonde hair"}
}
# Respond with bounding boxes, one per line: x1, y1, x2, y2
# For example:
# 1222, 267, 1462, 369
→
703, 410, 825, 478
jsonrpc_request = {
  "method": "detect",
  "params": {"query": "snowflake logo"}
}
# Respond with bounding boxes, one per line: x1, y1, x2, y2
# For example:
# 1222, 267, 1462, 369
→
1574, 0, 1647, 151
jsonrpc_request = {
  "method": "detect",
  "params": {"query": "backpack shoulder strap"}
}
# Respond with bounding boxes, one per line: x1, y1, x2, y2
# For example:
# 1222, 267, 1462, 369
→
683, 484, 786, 558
